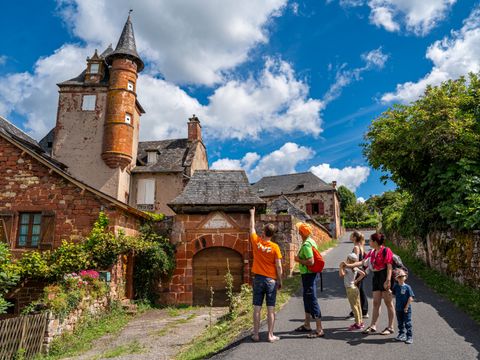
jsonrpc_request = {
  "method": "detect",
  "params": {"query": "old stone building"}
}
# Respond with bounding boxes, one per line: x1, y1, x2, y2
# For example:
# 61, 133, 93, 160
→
163, 170, 332, 306
251, 172, 342, 238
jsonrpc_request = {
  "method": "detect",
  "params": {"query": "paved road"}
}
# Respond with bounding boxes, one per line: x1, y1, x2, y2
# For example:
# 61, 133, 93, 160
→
213, 232, 480, 360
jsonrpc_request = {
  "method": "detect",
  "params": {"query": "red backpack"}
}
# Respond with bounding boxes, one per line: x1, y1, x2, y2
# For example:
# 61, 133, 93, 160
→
307, 246, 325, 273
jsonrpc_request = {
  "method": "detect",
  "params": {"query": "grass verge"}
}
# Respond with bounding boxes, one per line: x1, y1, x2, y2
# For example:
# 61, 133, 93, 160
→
95, 340, 145, 359
175, 275, 301, 360
175, 239, 337, 360
389, 242, 480, 324
36, 302, 151, 360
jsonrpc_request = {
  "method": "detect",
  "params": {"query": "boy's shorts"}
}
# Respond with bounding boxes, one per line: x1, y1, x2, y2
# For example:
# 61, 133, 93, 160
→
252, 274, 277, 307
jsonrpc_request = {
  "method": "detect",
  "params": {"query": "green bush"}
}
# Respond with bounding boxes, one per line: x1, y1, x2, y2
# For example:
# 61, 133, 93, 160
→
17, 250, 51, 279
344, 217, 379, 229
0, 243, 21, 314
48, 241, 91, 280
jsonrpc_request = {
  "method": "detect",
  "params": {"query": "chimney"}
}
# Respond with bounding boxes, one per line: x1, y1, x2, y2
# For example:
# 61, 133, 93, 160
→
188, 114, 202, 142
332, 181, 337, 189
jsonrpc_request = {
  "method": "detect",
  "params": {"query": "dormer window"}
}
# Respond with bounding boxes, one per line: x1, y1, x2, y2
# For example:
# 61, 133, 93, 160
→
294, 184, 305, 191
147, 150, 157, 165
127, 81, 134, 91
90, 63, 99, 74
125, 113, 132, 124
82, 95, 96, 111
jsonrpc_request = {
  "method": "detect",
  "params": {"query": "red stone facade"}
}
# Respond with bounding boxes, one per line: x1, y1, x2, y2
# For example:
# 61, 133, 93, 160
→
160, 211, 332, 305
0, 135, 143, 258
160, 212, 251, 305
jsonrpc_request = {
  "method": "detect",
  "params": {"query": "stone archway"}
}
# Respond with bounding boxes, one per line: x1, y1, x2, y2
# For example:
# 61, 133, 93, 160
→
192, 247, 243, 306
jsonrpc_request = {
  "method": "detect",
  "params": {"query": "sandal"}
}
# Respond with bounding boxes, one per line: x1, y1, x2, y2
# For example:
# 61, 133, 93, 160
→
294, 325, 312, 332
268, 335, 280, 343
380, 327, 394, 335
307, 331, 325, 338
362, 326, 377, 334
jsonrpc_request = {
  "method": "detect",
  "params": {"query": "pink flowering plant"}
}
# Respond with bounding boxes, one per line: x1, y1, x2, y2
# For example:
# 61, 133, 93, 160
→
79, 270, 100, 280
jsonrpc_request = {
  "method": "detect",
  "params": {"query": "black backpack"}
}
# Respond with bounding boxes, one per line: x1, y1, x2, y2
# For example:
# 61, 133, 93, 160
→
383, 247, 408, 277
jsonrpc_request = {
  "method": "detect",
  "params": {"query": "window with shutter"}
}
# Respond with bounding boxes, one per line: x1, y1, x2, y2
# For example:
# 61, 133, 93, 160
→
0, 212, 13, 244
40, 211, 55, 250
17, 212, 42, 248
306, 203, 312, 215
137, 179, 155, 205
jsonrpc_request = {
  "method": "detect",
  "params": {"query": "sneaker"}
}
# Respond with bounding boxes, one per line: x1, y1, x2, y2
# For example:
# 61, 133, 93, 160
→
358, 323, 365, 330
348, 323, 362, 331
405, 337, 413, 344
345, 314, 355, 321
395, 334, 407, 342
362, 313, 369, 319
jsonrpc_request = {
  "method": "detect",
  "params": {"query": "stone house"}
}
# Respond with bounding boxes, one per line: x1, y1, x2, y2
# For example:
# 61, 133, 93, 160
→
0, 117, 148, 313
251, 172, 342, 238
163, 170, 332, 306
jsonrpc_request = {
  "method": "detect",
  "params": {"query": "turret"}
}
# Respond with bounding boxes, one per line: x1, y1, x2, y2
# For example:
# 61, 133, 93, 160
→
102, 12, 144, 169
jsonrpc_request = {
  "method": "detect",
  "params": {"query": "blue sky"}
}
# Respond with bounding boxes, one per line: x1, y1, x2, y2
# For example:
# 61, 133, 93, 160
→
1, 0, 479, 200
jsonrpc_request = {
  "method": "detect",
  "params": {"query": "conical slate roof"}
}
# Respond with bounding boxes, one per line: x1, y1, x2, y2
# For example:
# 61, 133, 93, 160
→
106, 13, 144, 72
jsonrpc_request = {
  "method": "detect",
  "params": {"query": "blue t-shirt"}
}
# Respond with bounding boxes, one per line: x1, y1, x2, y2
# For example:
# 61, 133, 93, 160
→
392, 283, 414, 311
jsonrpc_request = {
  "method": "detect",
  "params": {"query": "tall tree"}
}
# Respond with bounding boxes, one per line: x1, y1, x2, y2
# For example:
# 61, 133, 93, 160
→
337, 185, 356, 214
363, 74, 480, 230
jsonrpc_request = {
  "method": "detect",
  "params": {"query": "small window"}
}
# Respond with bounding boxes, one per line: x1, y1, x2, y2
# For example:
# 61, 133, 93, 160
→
147, 151, 157, 165
294, 184, 305, 191
125, 113, 132, 124
127, 81, 134, 91
90, 63, 99, 74
82, 95, 96, 111
311, 203, 319, 215
137, 179, 155, 205
17, 212, 42, 248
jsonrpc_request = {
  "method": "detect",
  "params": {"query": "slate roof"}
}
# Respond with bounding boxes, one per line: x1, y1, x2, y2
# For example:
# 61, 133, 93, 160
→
105, 14, 144, 72
169, 170, 265, 213
133, 138, 196, 173
0, 116, 39, 147
251, 172, 335, 197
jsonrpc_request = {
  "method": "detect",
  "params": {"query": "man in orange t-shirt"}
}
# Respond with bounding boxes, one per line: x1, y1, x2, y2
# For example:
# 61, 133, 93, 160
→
249, 207, 283, 342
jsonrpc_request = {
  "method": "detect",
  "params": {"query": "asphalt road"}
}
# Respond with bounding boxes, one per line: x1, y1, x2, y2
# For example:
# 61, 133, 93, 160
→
213, 231, 480, 360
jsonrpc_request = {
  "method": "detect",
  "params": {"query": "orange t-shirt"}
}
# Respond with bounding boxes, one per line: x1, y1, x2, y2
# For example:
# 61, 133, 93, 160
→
250, 232, 282, 279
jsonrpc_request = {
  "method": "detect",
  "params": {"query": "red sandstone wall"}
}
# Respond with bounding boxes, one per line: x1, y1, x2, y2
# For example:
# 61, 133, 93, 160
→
0, 136, 141, 257
161, 212, 251, 305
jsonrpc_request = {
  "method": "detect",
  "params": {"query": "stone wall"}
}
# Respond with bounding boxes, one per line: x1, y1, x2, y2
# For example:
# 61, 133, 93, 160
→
389, 230, 480, 289
44, 296, 109, 351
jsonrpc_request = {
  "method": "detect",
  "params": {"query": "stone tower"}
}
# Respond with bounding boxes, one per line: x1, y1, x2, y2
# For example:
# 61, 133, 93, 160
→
102, 13, 144, 169
51, 14, 145, 203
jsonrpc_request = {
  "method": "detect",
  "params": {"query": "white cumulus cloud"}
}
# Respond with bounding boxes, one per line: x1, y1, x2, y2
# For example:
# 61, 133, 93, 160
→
0, 44, 90, 138
382, 6, 480, 103
56, 0, 287, 85
211, 142, 314, 182
309, 163, 370, 191
334, 0, 456, 36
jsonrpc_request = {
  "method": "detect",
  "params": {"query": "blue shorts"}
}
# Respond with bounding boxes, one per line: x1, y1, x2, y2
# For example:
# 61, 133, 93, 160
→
252, 275, 277, 307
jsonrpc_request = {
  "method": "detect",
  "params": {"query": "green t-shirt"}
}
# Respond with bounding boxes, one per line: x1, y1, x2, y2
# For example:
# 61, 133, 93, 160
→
298, 237, 319, 274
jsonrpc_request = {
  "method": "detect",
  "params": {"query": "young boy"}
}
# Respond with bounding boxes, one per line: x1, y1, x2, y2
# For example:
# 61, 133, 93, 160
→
339, 253, 366, 330
392, 269, 414, 344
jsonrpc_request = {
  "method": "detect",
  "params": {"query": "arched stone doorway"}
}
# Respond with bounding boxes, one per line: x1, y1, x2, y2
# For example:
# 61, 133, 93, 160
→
193, 247, 243, 306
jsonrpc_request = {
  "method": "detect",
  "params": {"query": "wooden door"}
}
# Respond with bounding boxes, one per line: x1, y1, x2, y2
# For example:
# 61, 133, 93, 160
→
193, 247, 243, 306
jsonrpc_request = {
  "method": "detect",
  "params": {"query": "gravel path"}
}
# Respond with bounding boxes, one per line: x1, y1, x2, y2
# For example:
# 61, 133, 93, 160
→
213, 231, 480, 360
67, 307, 226, 360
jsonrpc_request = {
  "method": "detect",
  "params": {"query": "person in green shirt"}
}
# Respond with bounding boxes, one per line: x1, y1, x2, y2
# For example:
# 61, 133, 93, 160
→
294, 222, 324, 338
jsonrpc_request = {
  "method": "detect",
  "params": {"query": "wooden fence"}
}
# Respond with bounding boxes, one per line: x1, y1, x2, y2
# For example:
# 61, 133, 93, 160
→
0, 313, 48, 360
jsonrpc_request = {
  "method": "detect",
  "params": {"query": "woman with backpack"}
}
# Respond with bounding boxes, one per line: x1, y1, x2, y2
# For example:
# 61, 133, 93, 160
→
293, 222, 325, 338
344, 233, 395, 335
346, 231, 369, 320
